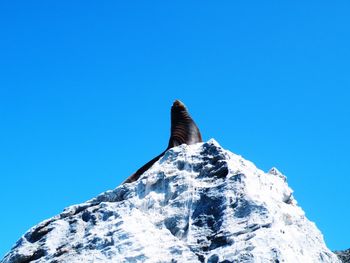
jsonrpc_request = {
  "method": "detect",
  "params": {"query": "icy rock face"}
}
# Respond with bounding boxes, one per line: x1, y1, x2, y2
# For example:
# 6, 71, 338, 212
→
1, 139, 340, 263
335, 249, 350, 263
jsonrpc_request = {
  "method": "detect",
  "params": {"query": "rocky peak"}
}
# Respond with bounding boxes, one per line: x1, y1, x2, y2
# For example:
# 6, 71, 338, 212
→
1, 140, 340, 263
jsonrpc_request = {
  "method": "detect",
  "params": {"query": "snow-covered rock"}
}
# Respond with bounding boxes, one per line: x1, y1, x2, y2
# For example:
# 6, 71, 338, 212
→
1, 140, 340, 263
335, 249, 350, 263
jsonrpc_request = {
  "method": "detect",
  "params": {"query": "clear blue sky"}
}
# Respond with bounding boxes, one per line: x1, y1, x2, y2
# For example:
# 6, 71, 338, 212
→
0, 1, 349, 257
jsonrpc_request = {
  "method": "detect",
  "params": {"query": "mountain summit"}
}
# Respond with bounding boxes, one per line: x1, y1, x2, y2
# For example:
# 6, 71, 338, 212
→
1, 140, 340, 263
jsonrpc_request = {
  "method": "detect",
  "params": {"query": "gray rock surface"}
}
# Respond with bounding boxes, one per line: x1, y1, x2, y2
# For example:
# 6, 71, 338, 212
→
1, 140, 340, 263
335, 249, 350, 263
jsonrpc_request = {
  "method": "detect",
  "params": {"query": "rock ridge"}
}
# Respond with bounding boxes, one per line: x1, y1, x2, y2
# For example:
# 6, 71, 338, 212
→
1, 140, 340, 263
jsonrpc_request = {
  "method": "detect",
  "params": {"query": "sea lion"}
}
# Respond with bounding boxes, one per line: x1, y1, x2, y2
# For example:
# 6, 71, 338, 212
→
123, 100, 202, 184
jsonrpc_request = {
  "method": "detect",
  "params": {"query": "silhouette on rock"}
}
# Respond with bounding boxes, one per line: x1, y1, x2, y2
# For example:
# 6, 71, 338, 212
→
123, 100, 202, 184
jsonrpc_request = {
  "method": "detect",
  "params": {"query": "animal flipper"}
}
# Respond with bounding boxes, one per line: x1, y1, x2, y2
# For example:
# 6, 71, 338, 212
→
123, 100, 202, 184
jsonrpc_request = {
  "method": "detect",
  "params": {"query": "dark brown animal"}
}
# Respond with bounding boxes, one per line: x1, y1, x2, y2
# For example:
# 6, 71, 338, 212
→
123, 100, 202, 184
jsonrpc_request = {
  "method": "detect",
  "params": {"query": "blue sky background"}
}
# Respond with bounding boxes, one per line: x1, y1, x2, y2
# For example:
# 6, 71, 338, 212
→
0, 1, 349, 257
